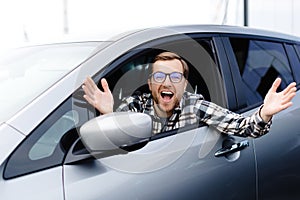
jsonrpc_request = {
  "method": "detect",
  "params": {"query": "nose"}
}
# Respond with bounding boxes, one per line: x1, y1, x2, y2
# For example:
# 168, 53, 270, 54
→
162, 74, 172, 85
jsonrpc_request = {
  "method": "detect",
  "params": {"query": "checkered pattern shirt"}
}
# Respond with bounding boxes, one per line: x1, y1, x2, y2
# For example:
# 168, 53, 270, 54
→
116, 91, 271, 137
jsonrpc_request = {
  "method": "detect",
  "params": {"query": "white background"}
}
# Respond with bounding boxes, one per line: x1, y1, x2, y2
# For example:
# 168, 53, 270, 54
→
0, 0, 299, 51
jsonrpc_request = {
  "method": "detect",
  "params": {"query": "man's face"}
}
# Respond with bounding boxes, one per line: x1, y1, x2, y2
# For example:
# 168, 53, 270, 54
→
148, 59, 187, 117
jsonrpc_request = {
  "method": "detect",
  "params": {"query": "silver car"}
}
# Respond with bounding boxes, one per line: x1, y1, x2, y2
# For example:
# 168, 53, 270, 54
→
1, 25, 300, 199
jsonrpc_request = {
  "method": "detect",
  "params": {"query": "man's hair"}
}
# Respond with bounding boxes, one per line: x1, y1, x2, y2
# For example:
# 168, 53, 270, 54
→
151, 51, 189, 78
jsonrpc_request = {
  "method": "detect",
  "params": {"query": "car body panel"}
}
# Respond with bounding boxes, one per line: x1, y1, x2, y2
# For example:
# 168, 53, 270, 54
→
254, 93, 300, 199
0, 124, 25, 165
0, 166, 64, 200
64, 127, 257, 200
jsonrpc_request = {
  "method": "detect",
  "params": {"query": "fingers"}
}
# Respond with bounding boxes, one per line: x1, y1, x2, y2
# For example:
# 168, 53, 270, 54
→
85, 76, 98, 91
282, 91, 296, 104
82, 77, 97, 98
83, 77, 110, 93
83, 93, 94, 106
270, 78, 297, 98
270, 77, 282, 93
82, 85, 93, 99
281, 82, 296, 103
280, 101, 293, 111
282, 81, 296, 95
101, 78, 111, 93
280, 82, 296, 110
82, 76, 110, 101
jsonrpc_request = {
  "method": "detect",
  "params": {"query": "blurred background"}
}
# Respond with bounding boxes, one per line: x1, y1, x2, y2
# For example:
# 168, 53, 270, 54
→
0, 0, 299, 51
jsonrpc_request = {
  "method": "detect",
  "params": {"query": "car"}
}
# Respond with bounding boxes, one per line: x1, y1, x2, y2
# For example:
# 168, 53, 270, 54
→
1, 25, 300, 200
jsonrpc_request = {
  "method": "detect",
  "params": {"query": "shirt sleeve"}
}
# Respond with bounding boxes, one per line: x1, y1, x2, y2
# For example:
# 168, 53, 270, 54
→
116, 93, 148, 113
196, 100, 272, 138
116, 96, 138, 112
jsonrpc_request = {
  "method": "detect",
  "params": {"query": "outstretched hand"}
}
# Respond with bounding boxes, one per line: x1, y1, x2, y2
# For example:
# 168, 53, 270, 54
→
82, 77, 114, 114
260, 78, 296, 122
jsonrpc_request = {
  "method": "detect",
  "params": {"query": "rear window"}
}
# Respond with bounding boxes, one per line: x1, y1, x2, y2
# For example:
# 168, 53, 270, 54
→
230, 38, 294, 106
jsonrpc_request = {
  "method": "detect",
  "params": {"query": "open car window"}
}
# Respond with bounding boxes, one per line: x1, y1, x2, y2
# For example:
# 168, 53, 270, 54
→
99, 36, 225, 137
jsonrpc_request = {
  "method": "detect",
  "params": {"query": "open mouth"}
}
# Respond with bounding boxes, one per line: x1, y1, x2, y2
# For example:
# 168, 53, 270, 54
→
160, 91, 174, 101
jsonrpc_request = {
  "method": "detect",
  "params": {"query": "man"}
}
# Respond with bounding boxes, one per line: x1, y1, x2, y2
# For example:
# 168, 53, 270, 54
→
82, 52, 296, 137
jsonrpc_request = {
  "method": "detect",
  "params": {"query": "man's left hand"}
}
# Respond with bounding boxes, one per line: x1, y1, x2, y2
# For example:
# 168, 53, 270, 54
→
260, 78, 297, 122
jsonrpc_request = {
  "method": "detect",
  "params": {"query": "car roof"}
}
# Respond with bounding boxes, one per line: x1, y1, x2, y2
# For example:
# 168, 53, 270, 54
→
142, 24, 300, 42
84, 24, 300, 43
16, 25, 300, 48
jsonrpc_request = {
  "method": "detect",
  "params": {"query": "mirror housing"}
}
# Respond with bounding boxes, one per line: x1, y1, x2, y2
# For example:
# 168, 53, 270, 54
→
79, 112, 152, 153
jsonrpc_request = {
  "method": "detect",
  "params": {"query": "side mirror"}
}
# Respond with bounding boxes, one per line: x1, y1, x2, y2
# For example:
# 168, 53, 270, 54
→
79, 112, 152, 153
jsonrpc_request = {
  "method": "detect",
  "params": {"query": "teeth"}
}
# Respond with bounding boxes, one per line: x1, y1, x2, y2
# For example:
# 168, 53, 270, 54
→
162, 91, 173, 95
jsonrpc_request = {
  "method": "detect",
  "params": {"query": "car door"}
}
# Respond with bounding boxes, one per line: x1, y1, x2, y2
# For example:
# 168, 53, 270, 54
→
63, 35, 257, 200
226, 36, 300, 199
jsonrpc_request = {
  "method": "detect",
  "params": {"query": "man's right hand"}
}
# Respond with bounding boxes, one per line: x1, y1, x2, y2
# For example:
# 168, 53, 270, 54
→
82, 77, 114, 114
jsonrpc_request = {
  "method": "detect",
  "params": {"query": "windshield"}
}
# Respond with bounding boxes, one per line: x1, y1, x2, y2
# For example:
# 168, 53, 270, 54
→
0, 42, 100, 124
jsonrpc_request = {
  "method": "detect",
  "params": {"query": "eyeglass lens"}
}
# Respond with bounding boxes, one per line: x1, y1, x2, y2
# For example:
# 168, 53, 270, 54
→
152, 72, 183, 83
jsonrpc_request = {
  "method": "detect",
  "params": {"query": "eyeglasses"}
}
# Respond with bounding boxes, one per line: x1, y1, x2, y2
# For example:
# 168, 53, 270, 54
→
150, 71, 184, 83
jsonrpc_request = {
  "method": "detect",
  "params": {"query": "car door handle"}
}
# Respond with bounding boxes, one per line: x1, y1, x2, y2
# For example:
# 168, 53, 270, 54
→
214, 140, 249, 157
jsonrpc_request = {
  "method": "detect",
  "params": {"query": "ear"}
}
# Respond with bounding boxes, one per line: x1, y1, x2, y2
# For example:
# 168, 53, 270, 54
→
148, 79, 152, 91
184, 79, 188, 91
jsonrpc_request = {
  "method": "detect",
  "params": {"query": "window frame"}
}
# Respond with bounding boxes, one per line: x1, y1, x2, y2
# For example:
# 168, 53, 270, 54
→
290, 44, 300, 85
91, 34, 228, 140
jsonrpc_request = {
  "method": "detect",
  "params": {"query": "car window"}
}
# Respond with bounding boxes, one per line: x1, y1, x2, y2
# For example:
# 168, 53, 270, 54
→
4, 96, 87, 179
293, 44, 300, 83
97, 37, 225, 137
296, 44, 300, 57
284, 44, 300, 84
230, 38, 294, 107
29, 110, 79, 160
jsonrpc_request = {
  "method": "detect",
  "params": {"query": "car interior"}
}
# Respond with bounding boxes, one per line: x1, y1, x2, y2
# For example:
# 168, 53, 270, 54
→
103, 40, 214, 111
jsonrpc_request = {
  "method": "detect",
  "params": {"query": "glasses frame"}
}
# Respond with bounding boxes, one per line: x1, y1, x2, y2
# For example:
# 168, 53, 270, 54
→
149, 71, 184, 83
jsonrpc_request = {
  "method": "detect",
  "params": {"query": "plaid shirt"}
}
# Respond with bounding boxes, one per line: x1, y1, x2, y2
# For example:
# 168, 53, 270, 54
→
116, 91, 271, 137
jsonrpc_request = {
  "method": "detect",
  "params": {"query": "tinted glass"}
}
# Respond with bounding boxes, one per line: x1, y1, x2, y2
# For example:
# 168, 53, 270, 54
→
230, 38, 294, 106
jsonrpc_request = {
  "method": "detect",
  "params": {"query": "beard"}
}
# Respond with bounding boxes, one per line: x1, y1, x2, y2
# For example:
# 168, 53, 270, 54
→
152, 91, 180, 118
